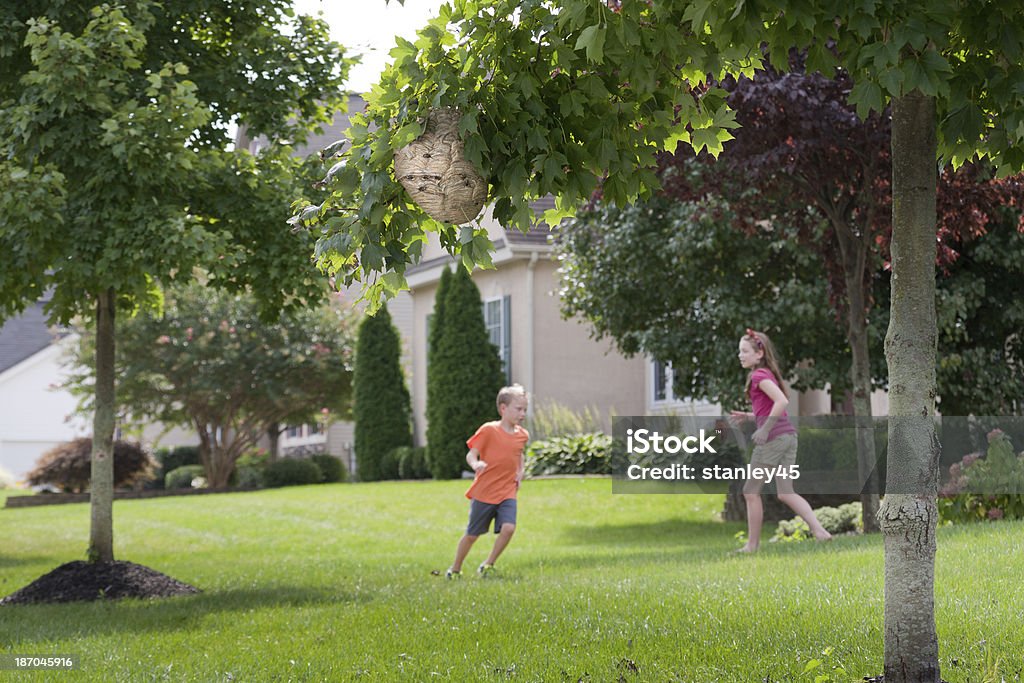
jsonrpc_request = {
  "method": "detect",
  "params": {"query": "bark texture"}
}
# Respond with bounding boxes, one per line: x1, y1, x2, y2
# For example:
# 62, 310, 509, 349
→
88, 288, 116, 563
882, 92, 941, 683
835, 218, 881, 533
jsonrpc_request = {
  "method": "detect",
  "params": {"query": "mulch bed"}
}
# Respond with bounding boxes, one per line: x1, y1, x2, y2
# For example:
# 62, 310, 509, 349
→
0, 561, 200, 605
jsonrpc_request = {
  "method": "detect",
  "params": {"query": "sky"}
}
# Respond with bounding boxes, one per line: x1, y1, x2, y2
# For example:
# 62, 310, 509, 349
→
291, 0, 446, 93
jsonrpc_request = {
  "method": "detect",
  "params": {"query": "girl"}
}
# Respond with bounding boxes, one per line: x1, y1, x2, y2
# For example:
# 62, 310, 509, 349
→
729, 328, 831, 552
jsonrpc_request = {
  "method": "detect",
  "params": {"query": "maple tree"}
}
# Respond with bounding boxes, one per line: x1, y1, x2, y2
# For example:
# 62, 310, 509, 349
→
0, 0, 349, 563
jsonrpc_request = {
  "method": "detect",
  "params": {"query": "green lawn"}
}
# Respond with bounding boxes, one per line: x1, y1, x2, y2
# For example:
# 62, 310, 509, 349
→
1, 479, 1021, 682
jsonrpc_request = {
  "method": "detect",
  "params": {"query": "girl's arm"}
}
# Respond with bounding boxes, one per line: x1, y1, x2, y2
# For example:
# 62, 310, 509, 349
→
752, 379, 789, 444
729, 410, 754, 424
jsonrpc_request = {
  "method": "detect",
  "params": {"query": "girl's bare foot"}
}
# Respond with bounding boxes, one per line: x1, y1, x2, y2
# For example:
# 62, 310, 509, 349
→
814, 530, 833, 542
732, 544, 758, 554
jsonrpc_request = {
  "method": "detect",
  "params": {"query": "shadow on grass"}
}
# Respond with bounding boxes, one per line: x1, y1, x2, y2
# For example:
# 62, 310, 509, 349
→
537, 517, 882, 573
0, 584, 372, 643
562, 517, 728, 548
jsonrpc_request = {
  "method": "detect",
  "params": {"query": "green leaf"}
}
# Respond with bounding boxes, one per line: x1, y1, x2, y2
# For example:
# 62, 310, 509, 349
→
803, 659, 822, 673
381, 270, 407, 294
850, 80, 884, 119
575, 25, 606, 64
391, 121, 423, 148
361, 243, 386, 270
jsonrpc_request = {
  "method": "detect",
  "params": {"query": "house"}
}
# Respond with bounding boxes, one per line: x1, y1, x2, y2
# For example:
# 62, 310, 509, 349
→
405, 202, 652, 444
0, 300, 91, 481
0, 297, 201, 483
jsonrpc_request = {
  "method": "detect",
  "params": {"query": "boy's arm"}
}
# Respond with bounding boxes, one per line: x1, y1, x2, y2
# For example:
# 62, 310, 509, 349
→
466, 447, 486, 472
515, 448, 525, 487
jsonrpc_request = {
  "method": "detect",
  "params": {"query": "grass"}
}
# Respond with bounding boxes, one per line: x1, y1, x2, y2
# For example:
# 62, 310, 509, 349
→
1, 479, 1022, 682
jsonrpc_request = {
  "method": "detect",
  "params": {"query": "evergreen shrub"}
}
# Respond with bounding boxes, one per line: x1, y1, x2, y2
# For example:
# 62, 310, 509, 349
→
426, 267, 505, 479
263, 458, 323, 488
352, 306, 413, 481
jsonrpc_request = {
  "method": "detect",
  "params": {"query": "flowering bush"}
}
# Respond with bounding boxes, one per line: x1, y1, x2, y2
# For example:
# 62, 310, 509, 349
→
939, 429, 1024, 523
772, 502, 863, 543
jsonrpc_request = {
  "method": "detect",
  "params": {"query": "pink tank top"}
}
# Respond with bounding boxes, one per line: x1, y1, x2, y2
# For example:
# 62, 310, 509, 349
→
748, 368, 796, 441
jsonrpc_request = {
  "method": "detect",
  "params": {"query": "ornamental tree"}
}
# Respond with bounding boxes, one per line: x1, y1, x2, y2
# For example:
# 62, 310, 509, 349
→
298, 2, 1024, 680
426, 267, 504, 479
558, 189, 849, 407
68, 283, 356, 489
352, 306, 414, 482
0, 0, 349, 564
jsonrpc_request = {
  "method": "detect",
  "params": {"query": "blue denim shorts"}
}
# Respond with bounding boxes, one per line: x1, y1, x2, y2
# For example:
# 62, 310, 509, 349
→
467, 498, 517, 536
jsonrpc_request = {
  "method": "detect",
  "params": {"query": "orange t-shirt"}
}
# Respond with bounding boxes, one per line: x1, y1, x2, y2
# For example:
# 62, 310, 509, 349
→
464, 421, 529, 504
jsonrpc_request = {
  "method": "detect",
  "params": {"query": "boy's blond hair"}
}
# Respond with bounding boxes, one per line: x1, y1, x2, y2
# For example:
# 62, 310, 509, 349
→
496, 384, 528, 412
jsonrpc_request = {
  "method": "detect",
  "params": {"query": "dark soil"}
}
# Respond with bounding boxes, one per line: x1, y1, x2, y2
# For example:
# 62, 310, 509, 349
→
0, 561, 200, 605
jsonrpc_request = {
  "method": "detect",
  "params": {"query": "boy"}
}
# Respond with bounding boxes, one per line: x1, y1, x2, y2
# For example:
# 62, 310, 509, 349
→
446, 384, 529, 578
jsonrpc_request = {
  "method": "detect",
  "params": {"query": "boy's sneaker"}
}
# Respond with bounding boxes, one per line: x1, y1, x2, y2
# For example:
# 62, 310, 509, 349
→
477, 563, 495, 577
445, 568, 461, 580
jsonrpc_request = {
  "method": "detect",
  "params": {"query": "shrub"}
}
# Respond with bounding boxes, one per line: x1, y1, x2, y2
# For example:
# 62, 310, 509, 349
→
263, 458, 323, 488
378, 448, 401, 480
939, 429, 1024, 523
426, 267, 505, 479
234, 466, 264, 489
311, 454, 347, 483
352, 306, 414, 481
27, 438, 156, 493
773, 502, 863, 542
149, 445, 201, 489
396, 446, 431, 480
525, 433, 613, 476
165, 465, 207, 490
228, 449, 270, 489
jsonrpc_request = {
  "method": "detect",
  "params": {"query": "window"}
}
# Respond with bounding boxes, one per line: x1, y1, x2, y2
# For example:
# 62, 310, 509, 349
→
484, 296, 512, 383
651, 359, 684, 403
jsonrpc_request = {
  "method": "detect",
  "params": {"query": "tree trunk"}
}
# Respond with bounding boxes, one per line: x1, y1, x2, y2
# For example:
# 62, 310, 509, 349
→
841, 255, 881, 533
207, 446, 236, 488
267, 422, 281, 462
881, 91, 941, 683
88, 287, 116, 563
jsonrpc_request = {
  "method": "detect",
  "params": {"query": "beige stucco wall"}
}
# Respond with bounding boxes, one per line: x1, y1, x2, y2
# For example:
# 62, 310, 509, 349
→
526, 257, 647, 424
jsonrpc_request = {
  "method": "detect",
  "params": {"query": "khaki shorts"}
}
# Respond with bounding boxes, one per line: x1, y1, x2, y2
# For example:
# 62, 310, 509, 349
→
751, 433, 798, 467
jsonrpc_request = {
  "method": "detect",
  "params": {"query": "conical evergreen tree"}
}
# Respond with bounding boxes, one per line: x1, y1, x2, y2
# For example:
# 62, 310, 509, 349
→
353, 306, 413, 481
426, 266, 505, 479
425, 267, 453, 476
